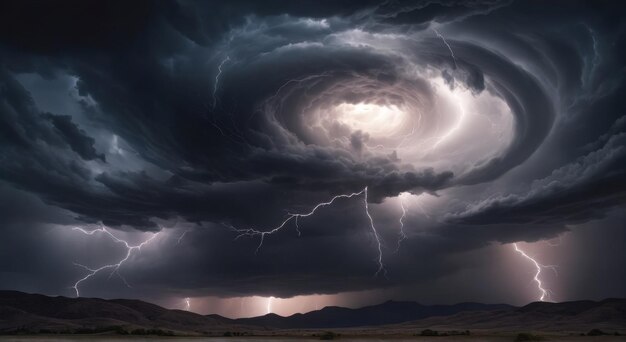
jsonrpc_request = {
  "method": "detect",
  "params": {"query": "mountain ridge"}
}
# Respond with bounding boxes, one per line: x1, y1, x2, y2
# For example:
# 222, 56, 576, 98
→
1, 290, 624, 335
232, 299, 515, 328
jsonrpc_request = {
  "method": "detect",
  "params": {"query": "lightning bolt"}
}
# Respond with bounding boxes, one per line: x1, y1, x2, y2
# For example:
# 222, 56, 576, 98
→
362, 188, 386, 277
394, 193, 433, 253
213, 56, 230, 108
207, 56, 250, 145
512, 243, 558, 302
71, 226, 160, 297
267, 296, 273, 314
230, 186, 386, 277
395, 195, 407, 253
432, 28, 457, 69
184, 297, 191, 311
176, 229, 191, 245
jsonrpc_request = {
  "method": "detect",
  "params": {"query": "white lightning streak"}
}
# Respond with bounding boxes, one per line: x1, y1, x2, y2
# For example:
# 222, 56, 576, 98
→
176, 229, 191, 245
184, 297, 191, 311
363, 187, 386, 278
512, 243, 557, 302
213, 56, 230, 108
432, 28, 457, 69
230, 187, 387, 277
395, 196, 407, 253
71, 226, 159, 297
231, 189, 366, 251
267, 296, 273, 314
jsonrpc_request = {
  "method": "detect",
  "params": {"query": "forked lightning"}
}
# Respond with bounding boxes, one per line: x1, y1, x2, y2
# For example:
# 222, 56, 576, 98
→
71, 226, 159, 297
230, 187, 386, 277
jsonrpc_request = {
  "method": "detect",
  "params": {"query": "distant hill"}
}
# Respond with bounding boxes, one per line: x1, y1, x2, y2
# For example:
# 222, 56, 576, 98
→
1, 290, 624, 336
385, 298, 626, 333
0, 290, 247, 335
233, 300, 514, 329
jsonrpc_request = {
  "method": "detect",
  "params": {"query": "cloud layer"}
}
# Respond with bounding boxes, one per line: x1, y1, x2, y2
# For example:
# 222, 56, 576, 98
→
0, 0, 624, 302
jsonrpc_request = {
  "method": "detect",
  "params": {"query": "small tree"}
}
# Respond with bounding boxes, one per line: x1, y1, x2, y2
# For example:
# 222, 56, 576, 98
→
587, 329, 606, 336
515, 332, 543, 341
420, 329, 438, 336
319, 331, 337, 340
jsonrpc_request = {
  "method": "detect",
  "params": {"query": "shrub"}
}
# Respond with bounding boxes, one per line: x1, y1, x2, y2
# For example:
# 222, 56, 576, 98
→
131, 328, 146, 335
587, 329, 607, 336
515, 332, 544, 341
420, 329, 439, 336
319, 331, 338, 340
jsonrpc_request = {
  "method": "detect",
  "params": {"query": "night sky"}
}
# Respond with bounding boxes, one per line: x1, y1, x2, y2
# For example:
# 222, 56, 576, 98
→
0, 0, 624, 318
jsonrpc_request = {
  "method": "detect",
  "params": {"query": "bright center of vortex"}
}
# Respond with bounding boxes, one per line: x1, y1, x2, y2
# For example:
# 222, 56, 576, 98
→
333, 103, 407, 137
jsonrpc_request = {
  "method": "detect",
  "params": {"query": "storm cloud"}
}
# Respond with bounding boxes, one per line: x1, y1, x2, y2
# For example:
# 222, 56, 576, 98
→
0, 0, 624, 308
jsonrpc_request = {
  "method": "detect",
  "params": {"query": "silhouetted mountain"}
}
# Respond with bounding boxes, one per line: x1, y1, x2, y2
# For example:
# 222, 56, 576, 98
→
234, 300, 514, 328
389, 298, 626, 333
0, 291, 246, 335
1, 291, 624, 336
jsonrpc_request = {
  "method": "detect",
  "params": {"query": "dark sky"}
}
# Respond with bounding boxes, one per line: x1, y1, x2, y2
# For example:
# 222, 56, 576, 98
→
0, 0, 624, 317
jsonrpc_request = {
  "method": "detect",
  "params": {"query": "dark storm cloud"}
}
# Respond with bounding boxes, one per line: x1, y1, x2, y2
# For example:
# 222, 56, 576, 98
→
44, 113, 105, 162
0, 0, 625, 300
1, 15, 455, 228
410, 39, 556, 185
448, 121, 626, 225
374, 0, 508, 25
0, 61, 451, 229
